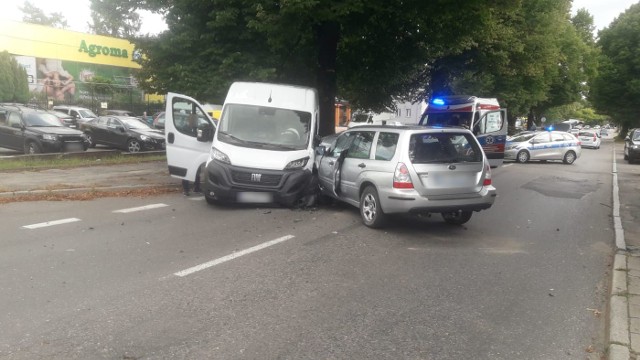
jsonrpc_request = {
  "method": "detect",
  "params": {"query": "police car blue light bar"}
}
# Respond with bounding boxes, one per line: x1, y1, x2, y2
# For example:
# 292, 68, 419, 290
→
431, 98, 445, 105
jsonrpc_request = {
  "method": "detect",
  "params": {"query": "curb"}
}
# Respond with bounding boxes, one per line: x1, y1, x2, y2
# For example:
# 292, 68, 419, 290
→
609, 142, 630, 360
0, 183, 180, 198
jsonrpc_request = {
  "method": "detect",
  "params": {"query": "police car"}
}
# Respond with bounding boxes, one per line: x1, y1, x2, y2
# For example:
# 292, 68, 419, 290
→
505, 130, 581, 164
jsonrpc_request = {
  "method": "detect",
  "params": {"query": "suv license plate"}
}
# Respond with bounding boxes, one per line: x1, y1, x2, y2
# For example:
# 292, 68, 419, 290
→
237, 192, 273, 203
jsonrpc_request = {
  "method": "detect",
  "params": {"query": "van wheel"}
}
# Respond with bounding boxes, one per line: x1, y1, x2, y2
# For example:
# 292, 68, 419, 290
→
563, 151, 576, 164
441, 210, 472, 225
516, 150, 529, 163
360, 186, 386, 228
25, 141, 41, 154
127, 139, 141, 153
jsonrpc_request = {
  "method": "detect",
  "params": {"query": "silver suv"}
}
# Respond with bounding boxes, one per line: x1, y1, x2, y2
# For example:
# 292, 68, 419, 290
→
52, 105, 97, 124
315, 126, 497, 228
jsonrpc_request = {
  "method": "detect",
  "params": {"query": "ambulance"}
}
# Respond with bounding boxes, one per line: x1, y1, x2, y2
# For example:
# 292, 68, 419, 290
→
418, 95, 507, 167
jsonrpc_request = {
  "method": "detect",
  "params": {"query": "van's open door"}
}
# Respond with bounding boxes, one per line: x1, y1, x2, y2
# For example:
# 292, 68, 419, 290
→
165, 92, 217, 182
474, 109, 507, 168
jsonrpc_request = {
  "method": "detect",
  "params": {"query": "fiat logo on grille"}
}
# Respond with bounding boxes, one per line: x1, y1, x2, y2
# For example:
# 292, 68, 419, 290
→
251, 173, 262, 182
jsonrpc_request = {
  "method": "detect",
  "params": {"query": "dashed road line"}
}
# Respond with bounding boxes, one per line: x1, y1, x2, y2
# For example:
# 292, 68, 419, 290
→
113, 203, 169, 213
22, 218, 82, 229
174, 235, 296, 277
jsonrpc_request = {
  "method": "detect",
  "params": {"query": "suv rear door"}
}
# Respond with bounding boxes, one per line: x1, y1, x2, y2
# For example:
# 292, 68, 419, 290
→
409, 132, 486, 197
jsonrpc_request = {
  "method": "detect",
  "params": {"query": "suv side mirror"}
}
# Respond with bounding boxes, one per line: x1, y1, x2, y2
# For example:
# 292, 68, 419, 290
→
315, 145, 326, 156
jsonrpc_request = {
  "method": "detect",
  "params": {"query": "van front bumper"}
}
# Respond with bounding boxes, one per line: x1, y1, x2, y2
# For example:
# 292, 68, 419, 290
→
203, 160, 314, 206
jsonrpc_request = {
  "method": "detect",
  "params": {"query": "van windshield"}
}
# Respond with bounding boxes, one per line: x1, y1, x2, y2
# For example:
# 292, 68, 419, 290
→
217, 104, 311, 151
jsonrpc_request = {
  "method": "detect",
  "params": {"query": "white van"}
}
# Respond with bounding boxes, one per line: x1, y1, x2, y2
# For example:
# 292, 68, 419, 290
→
165, 82, 319, 206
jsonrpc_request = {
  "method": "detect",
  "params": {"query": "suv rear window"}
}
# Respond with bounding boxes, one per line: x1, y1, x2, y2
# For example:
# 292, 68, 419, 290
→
410, 133, 482, 164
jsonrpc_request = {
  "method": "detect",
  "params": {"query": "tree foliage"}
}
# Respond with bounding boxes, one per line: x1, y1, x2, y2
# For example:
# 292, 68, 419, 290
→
89, 0, 141, 37
0, 51, 30, 103
19, 1, 68, 28
590, 3, 640, 135
127, 0, 600, 135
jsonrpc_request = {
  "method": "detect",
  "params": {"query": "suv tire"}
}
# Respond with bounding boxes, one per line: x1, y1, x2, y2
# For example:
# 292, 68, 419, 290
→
360, 185, 386, 228
24, 141, 41, 154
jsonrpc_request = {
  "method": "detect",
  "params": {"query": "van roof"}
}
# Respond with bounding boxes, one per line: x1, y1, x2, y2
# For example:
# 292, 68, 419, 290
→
224, 82, 318, 112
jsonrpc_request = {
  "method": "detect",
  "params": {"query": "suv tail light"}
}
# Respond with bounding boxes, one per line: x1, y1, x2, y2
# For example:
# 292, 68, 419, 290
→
393, 162, 414, 189
483, 162, 492, 186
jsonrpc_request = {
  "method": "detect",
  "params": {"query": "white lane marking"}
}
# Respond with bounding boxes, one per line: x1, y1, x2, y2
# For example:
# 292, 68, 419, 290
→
113, 203, 169, 213
22, 218, 81, 229
174, 235, 296, 277
502, 163, 513, 168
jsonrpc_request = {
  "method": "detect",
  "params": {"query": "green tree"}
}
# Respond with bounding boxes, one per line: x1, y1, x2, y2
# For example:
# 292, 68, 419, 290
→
89, 0, 141, 37
19, 1, 68, 28
0, 51, 29, 103
590, 3, 640, 136
134, 0, 519, 136
429, 0, 597, 130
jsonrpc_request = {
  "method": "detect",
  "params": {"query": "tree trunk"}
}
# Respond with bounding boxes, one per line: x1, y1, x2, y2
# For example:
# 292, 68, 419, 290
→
316, 22, 340, 137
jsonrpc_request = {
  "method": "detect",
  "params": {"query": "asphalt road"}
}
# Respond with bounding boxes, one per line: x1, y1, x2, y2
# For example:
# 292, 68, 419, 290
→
0, 140, 617, 359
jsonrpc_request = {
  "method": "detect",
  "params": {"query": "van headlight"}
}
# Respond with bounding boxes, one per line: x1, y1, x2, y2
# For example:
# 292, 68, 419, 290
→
42, 134, 57, 141
211, 147, 231, 164
284, 157, 309, 170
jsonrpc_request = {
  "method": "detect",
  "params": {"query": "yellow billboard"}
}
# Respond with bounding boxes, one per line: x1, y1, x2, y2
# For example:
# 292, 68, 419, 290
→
0, 20, 140, 69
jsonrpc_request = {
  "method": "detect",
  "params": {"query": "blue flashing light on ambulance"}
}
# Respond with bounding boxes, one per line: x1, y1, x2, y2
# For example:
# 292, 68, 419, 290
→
418, 95, 507, 167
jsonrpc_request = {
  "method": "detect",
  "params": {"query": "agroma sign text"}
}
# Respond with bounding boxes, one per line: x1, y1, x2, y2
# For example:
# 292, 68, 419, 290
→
78, 40, 129, 59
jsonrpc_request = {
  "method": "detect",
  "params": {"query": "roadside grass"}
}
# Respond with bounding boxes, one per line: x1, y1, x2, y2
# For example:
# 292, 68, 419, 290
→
0, 153, 166, 171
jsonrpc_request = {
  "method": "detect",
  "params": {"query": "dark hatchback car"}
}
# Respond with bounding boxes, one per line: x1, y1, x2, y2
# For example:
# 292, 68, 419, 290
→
80, 115, 165, 152
0, 106, 88, 154
624, 128, 640, 163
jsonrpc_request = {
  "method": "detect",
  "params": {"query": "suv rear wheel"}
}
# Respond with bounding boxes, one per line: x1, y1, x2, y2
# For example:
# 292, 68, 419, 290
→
360, 185, 386, 228
441, 210, 472, 225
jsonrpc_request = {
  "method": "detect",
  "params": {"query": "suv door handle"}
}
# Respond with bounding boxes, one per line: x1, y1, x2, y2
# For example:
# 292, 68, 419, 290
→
358, 163, 366, 168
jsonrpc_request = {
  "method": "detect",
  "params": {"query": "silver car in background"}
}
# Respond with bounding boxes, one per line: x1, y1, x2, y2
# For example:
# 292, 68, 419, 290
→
505, 130, 581, 164
315, 126, 497, 228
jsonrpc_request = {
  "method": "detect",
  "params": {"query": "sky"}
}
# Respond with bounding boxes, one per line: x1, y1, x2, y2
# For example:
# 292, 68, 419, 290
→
1, 0, 168, 35
1, 0, 639, 35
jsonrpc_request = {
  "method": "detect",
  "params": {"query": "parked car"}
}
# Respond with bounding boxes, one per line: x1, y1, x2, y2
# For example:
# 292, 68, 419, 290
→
505, 130, 581, 164
578, 130, 601, 149
624, 128, 640, 163
315, 125, 497, 227
47, 110, 77, 128
0, 105, 88, 154
80, 115, 165, 152
102, 109, 136, 117
52, 105, 98, 125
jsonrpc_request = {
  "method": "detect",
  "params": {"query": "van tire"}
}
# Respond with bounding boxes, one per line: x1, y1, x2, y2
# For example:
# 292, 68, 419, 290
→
360, 186, 386, 228
441, 210, 472, 225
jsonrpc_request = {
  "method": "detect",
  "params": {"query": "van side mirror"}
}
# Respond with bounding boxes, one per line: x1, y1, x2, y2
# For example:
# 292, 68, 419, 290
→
197, 123, 214, 142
